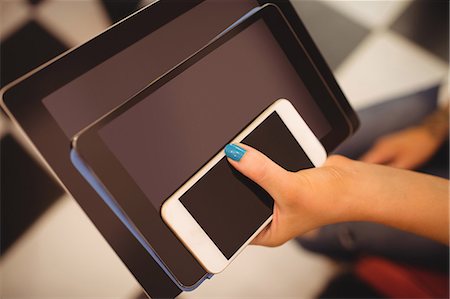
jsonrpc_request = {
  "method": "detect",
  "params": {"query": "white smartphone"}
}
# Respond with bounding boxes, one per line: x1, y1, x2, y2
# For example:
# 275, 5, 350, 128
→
161, 99, 326, 274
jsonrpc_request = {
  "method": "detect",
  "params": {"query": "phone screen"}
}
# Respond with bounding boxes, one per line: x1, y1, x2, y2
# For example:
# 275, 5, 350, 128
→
179, 112, 314, 259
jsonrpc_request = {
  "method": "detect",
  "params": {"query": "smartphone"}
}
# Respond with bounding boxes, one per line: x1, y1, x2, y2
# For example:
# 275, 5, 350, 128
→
161, 99, 326, 274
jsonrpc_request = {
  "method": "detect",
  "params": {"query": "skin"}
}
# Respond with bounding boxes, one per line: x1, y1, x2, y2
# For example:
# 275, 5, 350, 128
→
227, 144, 449, 247
361, 126, 446, 169
361, 105, 448, 170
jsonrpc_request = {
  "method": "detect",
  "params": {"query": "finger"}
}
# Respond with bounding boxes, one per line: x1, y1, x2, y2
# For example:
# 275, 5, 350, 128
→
224, 143, 293, 198
250, 224, 283, 247
250, 226, 270, 246
360, 145, 395, 164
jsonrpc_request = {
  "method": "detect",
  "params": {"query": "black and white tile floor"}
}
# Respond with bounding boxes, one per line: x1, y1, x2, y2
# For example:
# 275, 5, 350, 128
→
0, 1, 448, 298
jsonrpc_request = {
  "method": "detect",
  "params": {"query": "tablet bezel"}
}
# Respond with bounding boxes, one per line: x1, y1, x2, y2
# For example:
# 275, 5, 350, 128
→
1, 0, 358, 296
161, 99, 327, 274
74, 3, 352, 153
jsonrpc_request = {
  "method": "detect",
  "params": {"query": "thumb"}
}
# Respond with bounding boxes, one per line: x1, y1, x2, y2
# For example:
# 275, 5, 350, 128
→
224, 143, 293, 199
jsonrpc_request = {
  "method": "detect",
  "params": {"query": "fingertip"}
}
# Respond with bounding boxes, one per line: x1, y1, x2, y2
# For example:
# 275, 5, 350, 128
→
225, 143, 261, 168
224, 143, 290, 200
226, 156, 240, 169
224, 143, 247, 162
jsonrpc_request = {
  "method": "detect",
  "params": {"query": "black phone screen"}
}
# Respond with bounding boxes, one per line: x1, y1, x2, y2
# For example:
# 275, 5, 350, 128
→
180, 112, 314, 259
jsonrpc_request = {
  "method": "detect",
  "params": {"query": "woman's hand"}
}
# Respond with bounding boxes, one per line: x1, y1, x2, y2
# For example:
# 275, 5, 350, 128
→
225, 144, 449, 246
225, 143, 359, 246
361, 126, 445, 170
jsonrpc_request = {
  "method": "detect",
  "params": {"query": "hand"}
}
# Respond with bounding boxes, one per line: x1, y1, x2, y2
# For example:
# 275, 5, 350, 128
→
225, 144, 449, 246
226, 143, 357, 246
360, 126, 444, 170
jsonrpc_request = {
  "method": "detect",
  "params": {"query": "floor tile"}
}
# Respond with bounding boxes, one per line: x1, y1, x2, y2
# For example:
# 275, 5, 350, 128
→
36, 0, 111, 47
0, 0, 31, 41
27, 0, 45, 5
1, 195, 140, 298
391, 0, 449, 62
292, 0, 370, 70
180, 241, 340, 298
139, 0, 157, 9
100, 0, 141, 24
1, 134, 64, 253
320, 0, 412, 29
335, 31, 448, 110
0, 20, 67, 88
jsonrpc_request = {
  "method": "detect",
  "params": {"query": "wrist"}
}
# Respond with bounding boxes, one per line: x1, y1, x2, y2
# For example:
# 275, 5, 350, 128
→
420, 107, 449, 145
330, 160, 403, 224
319, 156, 374, 224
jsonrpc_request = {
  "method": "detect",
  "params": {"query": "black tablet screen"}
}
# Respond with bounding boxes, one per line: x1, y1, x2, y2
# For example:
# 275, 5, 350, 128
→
179, 112, 314, 259
96, 19, 329, 209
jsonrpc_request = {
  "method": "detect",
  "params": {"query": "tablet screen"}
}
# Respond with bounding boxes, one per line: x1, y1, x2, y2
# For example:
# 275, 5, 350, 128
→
179, 112, 314, 259
97, 19, 329, 210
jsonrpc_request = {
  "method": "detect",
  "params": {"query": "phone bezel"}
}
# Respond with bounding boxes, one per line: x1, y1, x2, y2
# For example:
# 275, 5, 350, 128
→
161, 99, 326, 273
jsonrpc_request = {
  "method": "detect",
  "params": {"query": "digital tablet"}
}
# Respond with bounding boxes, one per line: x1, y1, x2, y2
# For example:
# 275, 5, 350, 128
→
161, 99, 327, 273
71, 2, 347, 283
1, 0, 358, 296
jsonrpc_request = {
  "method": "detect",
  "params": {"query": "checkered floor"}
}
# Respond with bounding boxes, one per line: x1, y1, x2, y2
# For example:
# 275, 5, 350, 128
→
1, 1, 448, 298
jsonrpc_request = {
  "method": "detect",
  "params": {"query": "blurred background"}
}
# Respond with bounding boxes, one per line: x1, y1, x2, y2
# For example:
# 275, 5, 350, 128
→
1, 0, 448, 298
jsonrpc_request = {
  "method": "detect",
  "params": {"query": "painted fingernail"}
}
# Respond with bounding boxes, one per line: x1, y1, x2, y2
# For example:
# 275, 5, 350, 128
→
224, 144, 247, 162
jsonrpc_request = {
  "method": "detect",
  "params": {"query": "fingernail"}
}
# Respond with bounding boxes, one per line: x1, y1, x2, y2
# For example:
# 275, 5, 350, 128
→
224, 144, 247, 162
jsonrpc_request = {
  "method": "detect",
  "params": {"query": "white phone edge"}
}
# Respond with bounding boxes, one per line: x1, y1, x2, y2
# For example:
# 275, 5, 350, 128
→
161, 98, 327, 274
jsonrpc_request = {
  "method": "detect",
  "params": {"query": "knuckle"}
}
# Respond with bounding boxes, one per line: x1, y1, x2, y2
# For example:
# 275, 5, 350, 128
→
326, 155, 350, 166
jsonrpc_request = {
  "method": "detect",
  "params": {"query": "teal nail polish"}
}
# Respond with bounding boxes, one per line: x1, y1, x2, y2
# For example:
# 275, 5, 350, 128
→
224, 144, 246, 162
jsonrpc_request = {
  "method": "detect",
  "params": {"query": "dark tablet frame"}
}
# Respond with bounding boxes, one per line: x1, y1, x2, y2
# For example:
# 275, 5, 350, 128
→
1, 0, 358, 297
72, 2, 350, 288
